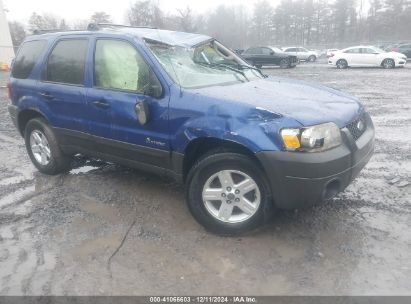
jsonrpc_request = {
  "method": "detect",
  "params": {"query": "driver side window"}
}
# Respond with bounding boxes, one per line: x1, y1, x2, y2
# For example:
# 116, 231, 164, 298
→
362, 48, 376, 54
94, 39, 151, 93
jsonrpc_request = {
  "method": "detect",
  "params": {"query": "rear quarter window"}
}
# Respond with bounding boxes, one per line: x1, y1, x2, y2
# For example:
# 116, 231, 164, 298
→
11, 40, 47, 79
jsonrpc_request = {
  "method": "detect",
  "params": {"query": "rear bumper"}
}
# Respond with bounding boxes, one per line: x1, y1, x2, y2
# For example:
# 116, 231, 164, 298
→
8, 104, 19, 129
256, 113, 375, 209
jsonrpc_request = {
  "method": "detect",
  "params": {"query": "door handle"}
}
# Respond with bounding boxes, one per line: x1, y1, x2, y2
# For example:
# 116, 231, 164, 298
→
39, 92, 54, 100
92, 100, 110, 109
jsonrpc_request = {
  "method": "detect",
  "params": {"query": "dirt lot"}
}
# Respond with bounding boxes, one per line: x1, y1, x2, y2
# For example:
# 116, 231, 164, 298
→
0, 63, 410, 296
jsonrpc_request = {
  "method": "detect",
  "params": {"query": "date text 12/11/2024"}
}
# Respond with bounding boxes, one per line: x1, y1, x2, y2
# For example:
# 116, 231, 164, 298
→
149, 296, 257, 303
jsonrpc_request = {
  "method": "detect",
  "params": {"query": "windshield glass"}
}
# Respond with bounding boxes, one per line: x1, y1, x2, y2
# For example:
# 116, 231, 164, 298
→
372, 46, 386, 53
270, 47, 283, 53
146, 40, 263, 89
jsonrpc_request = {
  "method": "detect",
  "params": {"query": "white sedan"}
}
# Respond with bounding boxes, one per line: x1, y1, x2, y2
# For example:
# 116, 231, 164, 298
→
282, 47, 318, 62
328, 46, 407, 69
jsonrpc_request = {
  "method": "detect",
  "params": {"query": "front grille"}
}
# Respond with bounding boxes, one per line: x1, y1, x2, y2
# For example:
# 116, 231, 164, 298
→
346, 113, 367, 140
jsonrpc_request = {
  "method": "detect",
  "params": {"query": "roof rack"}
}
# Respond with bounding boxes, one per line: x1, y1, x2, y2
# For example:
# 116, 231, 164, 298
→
87, 23, 157, 31
32, 29, 84, 35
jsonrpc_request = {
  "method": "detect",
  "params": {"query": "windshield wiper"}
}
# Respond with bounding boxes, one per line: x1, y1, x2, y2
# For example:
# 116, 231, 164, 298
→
197, 62, 249, 82
236, 64, 268, 78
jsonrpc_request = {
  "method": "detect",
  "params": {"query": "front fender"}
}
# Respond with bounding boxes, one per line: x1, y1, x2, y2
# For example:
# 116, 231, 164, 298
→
169, 88, 301, 154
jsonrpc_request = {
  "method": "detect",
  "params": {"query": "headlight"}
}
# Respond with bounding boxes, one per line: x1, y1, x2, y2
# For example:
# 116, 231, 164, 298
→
281, 122, 342, 152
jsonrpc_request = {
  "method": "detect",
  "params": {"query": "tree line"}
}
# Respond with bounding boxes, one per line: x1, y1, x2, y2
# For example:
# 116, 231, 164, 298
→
8, 0, 411, 50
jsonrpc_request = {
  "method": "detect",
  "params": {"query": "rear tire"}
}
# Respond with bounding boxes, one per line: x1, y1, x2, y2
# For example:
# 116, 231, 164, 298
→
186, 151, 273, 235
382, 58, 395, 69
24, 118, 72, 175
255, 64, 262, 69
336, 59, 348, 69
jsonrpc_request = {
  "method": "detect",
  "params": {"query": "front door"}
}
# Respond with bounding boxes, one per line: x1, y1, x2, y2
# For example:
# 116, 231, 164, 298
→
360, 48, 379, 66
85, 38, 170, 169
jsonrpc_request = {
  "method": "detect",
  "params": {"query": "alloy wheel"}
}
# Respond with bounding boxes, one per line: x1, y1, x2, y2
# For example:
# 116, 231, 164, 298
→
30, 130, 51, 166
337, 60, 347, 69
383, 59, 395, 69
202, 170, 261, 223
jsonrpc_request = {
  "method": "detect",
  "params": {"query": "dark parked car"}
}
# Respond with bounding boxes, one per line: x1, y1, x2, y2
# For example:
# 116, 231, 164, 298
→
8, 25, 374, 235
241, 46, 298, 68
387, 43, 411, 59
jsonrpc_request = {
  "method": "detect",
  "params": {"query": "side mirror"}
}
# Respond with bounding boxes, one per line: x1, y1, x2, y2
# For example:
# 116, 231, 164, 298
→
373, 52, 380, 55
270, 51, 275, 55
135, 100, 150, 125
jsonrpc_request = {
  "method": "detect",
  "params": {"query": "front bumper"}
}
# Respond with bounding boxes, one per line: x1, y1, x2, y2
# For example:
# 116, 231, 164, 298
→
256, 113, 375, 209
396, 58, 407, 66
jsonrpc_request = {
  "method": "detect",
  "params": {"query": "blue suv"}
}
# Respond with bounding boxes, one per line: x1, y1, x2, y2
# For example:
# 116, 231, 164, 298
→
7, 24, 375, 234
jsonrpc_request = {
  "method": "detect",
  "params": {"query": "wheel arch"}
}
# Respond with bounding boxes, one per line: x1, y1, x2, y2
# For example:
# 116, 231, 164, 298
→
17, 109, 49, 136
182, 137, 264, 182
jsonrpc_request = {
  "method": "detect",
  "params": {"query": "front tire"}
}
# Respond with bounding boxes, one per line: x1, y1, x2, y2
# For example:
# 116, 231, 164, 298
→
382, 58, 395, 69
186, 152, 273, 235
24, 118, 72, 175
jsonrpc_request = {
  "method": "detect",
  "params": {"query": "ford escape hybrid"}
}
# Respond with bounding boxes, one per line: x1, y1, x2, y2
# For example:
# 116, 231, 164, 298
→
8, 24, 375, 234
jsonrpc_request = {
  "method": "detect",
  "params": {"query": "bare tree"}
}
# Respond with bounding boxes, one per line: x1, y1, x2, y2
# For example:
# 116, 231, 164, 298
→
251, 0, 274, 45
28, 13, 65, 31
128, 0, 164, 28
176, 7, 197, 32
14, 0, 411, 50
9, 21, 26, 48
91, 11, 112, 24
71, 20, 89, 30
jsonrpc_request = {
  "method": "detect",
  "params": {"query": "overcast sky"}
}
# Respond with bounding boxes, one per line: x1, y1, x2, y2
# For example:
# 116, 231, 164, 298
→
4, 0, 282, 24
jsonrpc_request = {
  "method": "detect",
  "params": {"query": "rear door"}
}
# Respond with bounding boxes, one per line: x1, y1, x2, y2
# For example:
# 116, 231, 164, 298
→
260, 47, 278, 65
39, 37, 90, 133
284, 48, 298, 59
243, 47, 263, 65
85, 37, 170, 169
343, 48, 362, 65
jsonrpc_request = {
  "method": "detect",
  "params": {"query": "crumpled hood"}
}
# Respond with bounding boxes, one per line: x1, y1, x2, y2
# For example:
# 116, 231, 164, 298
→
193, 76, 362, 127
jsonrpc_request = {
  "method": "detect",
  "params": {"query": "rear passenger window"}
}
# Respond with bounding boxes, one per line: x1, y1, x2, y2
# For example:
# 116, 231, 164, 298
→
45, 39, 88, 85
11, 40, 47, 79
345, 48, 361, 54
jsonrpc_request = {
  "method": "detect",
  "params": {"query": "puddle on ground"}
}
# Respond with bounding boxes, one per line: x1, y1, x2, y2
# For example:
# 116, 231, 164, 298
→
70, 166, 100, 175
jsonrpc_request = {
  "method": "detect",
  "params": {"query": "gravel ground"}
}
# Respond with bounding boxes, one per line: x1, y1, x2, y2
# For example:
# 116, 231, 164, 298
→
0, 63, 410, 296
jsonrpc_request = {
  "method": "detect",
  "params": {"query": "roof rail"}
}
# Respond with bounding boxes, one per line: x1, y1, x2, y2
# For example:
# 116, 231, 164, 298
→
32, 29, 61, 35
32, 29, 84, 35
87, 23, 157, 31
